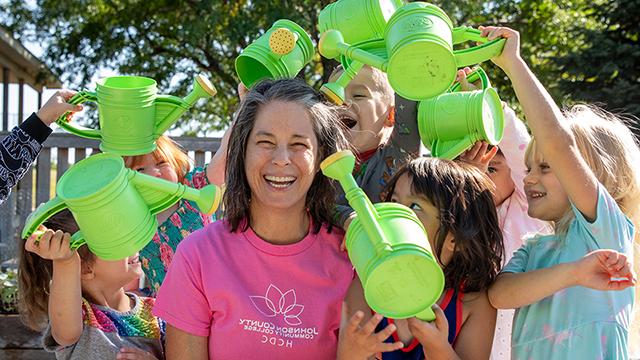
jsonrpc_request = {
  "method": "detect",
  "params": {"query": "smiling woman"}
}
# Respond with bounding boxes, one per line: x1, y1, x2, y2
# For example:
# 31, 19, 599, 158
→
153, 79, 358, 360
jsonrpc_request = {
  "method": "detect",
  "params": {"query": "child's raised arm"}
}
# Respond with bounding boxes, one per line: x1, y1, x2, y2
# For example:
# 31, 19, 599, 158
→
25, 229, 83, 346
482, 26, 598, 221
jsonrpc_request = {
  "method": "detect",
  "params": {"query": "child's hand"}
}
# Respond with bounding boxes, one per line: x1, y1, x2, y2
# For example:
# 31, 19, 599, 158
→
24, 226, 78, 264
407, 305, 452, 356
36, 89, 83, 126
117, 347, 159, 360
337, 312, 403, 360
479, 26, 522, 72
572, 249, 636, 291
456, 141, 498, 173
455, 67, 482, 92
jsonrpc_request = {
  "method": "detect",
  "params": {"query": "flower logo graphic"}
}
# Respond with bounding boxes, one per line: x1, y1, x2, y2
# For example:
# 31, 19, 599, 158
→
249, 284, 304, 326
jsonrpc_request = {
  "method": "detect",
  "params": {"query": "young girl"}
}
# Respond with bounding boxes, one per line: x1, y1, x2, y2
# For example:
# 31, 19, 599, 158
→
123, 133, 228, 295
484, 26, 639, 358
457, 67, 551, 359
18, 210, 165, 360
377, 157, 505, 359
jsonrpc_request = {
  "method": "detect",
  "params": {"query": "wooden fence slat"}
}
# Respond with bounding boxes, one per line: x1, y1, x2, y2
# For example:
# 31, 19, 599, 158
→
35, 148, 51, 206
57, 148, 69, 181
194, 151, 205, 167
75, 148, 86, 162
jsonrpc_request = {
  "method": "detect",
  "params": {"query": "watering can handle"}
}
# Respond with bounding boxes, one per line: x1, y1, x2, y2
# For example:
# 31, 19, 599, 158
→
452, 27, 506, 68
55, 91, 102, 139
448, 66, 491, 92
21, 197, 68, 239
431, 135, 475, 161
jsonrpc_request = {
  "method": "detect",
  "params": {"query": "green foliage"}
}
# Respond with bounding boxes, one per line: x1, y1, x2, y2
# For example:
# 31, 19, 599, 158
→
1, 0, 638, 136
0, 268, 18, 314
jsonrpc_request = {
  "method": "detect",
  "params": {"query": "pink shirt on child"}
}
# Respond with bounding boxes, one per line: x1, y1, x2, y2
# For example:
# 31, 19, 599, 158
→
153, 220, 354, 360
490, 105, 552, 360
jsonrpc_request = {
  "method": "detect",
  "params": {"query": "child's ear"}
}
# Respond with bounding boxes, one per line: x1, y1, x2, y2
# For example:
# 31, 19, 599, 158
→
384, 106, 395, 127
80, 262, 95, 281
445, 234, 456, 253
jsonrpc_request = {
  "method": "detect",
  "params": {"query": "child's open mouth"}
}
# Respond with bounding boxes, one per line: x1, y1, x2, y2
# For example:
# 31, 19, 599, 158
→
527, 191, 546, 200
264, 175, 296, 189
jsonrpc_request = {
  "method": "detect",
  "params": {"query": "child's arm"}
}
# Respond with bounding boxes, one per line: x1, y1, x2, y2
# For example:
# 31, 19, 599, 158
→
205, 124, 231, 187
489, 249, 636, 309
0, 90, 82, 204
24, 228, 83, 346
482, 26, 598, 220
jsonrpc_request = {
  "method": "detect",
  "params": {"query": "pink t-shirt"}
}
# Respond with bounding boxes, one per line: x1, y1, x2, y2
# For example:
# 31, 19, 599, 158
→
153, 219, 354, 360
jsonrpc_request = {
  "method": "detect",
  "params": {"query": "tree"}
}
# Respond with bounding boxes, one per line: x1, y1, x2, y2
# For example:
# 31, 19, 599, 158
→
1, 0, 637, 137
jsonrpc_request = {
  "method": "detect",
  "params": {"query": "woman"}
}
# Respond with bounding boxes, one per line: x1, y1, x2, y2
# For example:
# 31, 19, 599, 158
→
153, 79, 356, 359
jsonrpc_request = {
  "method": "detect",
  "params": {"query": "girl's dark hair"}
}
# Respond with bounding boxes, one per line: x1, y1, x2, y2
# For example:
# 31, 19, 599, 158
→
385, 157, 504, 293
18, 209, 95, 330
224, 78, 352, 233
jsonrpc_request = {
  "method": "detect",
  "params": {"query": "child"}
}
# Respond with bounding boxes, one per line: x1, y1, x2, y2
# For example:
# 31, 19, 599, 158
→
368, 157, 505, 359
1, 89, 82, 204
328, 65, 421, 229
18, 209, 165, 360
456, 69, 551, 359
484, 26, 639, 358
123, 133, 228, 295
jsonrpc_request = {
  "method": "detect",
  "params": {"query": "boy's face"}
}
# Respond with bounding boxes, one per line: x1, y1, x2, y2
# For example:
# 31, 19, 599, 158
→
332, 66, 394, 153
487, 153, 515, 206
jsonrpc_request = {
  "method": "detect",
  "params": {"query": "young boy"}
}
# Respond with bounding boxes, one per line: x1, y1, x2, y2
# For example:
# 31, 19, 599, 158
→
329, 65, 421, 229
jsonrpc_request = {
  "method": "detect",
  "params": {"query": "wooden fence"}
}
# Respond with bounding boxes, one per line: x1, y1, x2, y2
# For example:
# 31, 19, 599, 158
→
0, 132, 221, 262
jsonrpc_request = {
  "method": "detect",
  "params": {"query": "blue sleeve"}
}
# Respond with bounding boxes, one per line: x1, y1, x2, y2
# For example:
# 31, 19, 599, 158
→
571, 184, 634, 253
0, 113, 50, 204
502, 241, 532, 274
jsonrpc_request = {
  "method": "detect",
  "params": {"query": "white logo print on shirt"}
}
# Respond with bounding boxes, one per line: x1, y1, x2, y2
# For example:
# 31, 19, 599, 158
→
249, 284, 305, 326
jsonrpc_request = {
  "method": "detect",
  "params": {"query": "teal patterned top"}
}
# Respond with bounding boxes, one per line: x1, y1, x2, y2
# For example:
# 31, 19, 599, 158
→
139, 167, 215, 295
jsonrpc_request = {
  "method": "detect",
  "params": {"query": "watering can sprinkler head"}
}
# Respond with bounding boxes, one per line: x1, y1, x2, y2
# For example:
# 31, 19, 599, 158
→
319, 30, 345, 60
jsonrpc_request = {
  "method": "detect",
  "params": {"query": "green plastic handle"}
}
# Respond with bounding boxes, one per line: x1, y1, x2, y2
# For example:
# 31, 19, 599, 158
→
414, 306, 437, 322
452, 27, 506, 68
55, 91, 102, 139
22, 197, 68, 239
69, 232, 86, 250
431, 135, 474, 160
448, 66, 491, 92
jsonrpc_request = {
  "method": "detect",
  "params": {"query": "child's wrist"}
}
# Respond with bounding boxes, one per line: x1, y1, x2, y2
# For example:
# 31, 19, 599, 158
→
53, 254, 80, 267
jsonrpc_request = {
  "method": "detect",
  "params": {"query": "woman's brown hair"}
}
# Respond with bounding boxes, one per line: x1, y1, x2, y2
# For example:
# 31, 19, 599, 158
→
386, 157, 504, 293
18, 210, 95, 331
224, 78, 352, 234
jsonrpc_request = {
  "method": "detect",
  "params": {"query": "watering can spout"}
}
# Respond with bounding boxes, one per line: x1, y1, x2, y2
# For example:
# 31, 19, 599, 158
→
154, 75, 217, 135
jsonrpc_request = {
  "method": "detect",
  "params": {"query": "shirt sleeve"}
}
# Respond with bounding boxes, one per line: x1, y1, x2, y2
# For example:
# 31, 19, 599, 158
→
498, 104, 530, 203
0, 113, 50, 204
502, 241, 532, 274
153, 236, 212, 337
571, 184, 634, 253
389, 95, 421, 156
183, 166, 209, 189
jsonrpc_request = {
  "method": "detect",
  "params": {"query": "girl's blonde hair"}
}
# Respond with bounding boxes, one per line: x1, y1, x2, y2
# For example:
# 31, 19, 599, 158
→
123, 135, 192, 183
526, 105, 640, 352
525, 104, 640, 233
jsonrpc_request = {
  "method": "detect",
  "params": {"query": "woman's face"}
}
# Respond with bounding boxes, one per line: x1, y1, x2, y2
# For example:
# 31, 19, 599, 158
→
244, 100, 319, 214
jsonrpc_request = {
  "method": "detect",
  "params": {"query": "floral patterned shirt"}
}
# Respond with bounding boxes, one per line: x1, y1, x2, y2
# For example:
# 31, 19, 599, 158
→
139, 167, 214, 295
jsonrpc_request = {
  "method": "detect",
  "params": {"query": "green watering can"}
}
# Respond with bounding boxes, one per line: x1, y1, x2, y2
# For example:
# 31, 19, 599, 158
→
321, 38, 387, 105
321, 150, 444, 321
318, 0, 404, 45
21, 153, 222, 260
319, 2, 506, 101
418, 67, 504, 160
56, 75, 216, 156
235, 19, 314, 88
